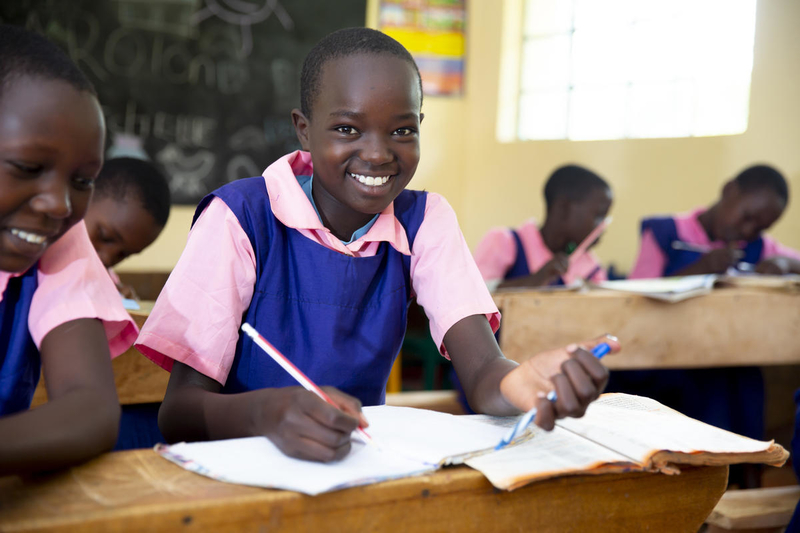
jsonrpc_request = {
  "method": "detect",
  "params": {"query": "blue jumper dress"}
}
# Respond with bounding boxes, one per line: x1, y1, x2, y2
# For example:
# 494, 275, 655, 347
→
606, 216, 765, 440
195, 177, 427, 405
0, 267, 41, 416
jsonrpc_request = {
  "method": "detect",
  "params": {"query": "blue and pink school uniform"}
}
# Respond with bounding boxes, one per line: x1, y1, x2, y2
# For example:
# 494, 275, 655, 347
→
136, 151, 499, 403
629, 207, 800, 279
473, 220, 607, 286
0, 221, 138, 416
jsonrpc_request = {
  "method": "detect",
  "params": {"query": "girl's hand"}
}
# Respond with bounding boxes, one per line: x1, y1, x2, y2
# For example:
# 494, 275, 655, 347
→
755, 256, 791, 275
529, 253, 570, 286
698, 248, 743, 273
251, 386, 363, 462
499, 335, 621, 430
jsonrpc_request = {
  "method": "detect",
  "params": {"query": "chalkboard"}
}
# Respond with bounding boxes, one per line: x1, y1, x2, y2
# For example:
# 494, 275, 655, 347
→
1, 0, 366, 204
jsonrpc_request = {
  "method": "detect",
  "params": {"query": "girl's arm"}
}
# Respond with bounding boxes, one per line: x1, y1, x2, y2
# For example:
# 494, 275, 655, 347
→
0, 318, 120, 475
445, 314, 618, 429
159, 362, 365, 462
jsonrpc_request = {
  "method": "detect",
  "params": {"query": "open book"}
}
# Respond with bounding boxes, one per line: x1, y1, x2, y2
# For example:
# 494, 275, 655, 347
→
464, 394, 787, 490
156, 394, 787, 495
591, 275, 717, 302
592, 274, 800, 302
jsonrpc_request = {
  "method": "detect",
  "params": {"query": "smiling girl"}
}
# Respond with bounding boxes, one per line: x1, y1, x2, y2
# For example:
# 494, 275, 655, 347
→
137, 28, 620, 462
0, 25, 137, 474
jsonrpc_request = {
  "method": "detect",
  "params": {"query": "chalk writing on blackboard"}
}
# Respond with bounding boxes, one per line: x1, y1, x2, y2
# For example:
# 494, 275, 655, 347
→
1, 0, 366, 205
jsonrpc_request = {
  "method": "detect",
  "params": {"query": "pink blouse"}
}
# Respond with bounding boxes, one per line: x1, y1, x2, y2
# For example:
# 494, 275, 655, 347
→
0, 221, 138, 355
136, 151, 501, 385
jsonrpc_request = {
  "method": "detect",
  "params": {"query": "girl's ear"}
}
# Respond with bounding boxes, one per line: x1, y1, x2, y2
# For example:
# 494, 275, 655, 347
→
291, 109, 312, 151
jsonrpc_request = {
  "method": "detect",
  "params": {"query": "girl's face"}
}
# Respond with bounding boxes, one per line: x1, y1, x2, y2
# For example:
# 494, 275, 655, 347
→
714, 184, 785, 243
0, 76, 105, 273
84, 194, 163, 268
293, 53, 422, 224
564, 186, 613, 248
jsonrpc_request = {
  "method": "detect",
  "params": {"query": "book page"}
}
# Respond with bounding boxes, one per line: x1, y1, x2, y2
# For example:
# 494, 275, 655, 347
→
464, 425, 637, 490
556, 394, 776, 467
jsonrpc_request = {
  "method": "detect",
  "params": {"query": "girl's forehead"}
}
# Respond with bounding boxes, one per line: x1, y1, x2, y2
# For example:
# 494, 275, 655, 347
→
316, 54, 421, 110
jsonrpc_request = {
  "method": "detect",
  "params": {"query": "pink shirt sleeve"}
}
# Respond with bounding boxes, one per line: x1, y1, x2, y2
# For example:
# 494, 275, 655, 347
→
628, 229, 667, 279
135, 198, 256, 384
588, 253, 607, 283
761, 236, 800, 262
472, 228, 516, 282
30, 221, 138, 356
410, 193, 501, 358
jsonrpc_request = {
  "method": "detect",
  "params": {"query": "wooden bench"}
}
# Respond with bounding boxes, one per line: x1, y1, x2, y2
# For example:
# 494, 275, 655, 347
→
706, 485, 800, 532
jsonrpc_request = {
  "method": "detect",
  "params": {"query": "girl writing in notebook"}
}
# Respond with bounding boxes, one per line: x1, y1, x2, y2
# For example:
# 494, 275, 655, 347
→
137, 28, 620, 462
473, 165, 613, 289
0, 26, 138, 474
629, 164, 800, 278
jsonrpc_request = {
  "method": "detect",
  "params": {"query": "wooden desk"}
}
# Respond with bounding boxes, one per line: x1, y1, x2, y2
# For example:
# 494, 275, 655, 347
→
493, 287, 800, 369
0, 450, 727, 533
30, 302, 168, 407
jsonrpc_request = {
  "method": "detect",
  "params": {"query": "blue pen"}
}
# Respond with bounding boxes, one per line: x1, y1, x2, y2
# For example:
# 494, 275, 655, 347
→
495, 342, 612, 450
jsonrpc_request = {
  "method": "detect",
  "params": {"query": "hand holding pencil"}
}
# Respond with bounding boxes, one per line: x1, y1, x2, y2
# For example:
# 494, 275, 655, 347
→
240, 323, 371, 462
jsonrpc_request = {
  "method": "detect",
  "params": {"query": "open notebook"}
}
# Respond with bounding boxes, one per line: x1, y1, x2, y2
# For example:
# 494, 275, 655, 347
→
157, 394, 787, 495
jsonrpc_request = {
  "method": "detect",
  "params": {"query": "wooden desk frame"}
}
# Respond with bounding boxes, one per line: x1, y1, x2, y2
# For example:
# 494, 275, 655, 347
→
494, 287, 800, 369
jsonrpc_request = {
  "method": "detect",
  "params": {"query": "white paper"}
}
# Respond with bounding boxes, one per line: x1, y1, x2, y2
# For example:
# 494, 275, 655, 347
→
158, 405, 509, 495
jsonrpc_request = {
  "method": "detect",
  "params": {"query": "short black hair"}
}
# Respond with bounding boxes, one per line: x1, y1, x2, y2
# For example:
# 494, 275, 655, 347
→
300, 27, 422, 119
544, 165, 610, 209
0, 24, 96, 99
733, 164, 789, 205
95, 158, 171, 227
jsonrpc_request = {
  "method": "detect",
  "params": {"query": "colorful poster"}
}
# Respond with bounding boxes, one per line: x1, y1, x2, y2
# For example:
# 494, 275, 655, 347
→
379, 0, 466, 96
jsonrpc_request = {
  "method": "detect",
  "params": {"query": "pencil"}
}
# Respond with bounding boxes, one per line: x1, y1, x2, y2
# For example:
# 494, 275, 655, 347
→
240, 322, 375, 446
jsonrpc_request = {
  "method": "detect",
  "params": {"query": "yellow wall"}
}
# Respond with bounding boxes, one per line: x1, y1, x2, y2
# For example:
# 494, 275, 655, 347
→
118, 0, 800, 273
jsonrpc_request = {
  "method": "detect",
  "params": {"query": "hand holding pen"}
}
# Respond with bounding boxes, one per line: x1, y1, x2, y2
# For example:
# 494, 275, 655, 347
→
498, 335, 621, 437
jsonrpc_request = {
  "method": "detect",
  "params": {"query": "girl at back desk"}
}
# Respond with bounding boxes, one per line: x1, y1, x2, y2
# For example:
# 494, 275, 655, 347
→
0, 26, 137, 474
473, 165, 613, 289
629, 164, 800, 278
136, 28, 621, 462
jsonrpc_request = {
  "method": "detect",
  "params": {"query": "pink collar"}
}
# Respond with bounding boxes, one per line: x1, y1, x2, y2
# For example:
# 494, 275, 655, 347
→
262, 151, 412, 255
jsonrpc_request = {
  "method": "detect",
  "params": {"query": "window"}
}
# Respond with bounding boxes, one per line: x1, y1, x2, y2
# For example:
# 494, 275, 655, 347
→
510, 0, 757, 141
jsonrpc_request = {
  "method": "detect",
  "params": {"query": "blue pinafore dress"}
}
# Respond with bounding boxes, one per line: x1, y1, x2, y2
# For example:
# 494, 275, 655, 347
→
0, 267, 41, 415
196, 176, 427, 405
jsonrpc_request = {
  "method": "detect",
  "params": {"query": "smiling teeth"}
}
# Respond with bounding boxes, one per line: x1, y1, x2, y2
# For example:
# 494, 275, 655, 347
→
10, 229, 47, 245
350, 173, 390, 186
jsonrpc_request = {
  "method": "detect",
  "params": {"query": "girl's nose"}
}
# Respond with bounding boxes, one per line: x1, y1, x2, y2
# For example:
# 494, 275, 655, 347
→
32, 178, 73, 219
360, 135, 394, 166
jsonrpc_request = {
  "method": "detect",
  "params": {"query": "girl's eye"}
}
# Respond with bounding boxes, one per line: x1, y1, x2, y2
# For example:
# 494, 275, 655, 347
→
335, 126, 359, 135
394, 127, 416, 136
71, 175, 96, 191
10, 161, 43, 176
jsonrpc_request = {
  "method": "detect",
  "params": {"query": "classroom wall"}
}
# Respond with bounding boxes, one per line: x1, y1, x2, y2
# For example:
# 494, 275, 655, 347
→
118, 0, 800, 273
